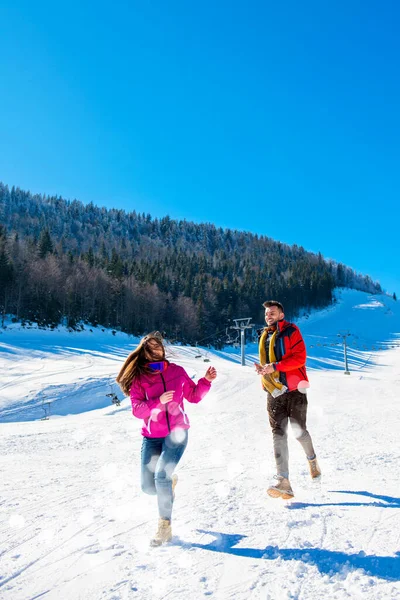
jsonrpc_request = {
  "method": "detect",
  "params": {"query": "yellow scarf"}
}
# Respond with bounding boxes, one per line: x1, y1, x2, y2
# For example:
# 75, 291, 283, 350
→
258, 329, 286, 394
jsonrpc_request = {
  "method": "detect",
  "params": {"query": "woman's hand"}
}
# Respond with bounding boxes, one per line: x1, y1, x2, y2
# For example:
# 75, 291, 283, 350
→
204, 366, 217, 382
160, 391, 175, 404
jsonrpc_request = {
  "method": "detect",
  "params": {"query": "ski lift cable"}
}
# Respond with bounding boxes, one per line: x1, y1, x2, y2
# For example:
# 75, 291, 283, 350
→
195, 325, 236, 345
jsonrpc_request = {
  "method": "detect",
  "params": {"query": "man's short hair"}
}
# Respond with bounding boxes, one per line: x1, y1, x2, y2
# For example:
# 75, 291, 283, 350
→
262, 300, 284, 312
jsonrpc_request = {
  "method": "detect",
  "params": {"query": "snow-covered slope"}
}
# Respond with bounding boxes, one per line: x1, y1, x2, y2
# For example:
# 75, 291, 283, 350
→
0, 325, 136, 422
0, 290, 399, 600
215, 288, 400, 373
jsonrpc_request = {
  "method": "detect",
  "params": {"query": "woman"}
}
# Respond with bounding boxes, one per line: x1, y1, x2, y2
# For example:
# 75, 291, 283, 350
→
116, 331, 217, 546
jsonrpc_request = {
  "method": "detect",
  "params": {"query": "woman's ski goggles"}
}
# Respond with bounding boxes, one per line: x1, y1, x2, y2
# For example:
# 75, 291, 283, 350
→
147, 360, 168, 372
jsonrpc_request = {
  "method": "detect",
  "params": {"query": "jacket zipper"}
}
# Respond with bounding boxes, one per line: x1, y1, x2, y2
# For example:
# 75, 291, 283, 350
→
160, 373, 171, 433
271, 331, 285, 361
279, 337, 285, 359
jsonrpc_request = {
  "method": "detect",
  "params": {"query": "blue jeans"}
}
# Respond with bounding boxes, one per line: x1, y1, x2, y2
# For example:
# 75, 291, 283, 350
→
141, 430, 188, 520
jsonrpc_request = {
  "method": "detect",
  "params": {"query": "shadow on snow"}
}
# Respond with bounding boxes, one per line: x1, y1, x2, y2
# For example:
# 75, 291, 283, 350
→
286, 490, 400, 510
176, 491, 400, 582
177, 528, 400, 581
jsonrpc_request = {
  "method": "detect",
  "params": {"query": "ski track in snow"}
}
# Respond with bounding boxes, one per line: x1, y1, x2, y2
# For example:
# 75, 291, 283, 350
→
0, 290, 400, 599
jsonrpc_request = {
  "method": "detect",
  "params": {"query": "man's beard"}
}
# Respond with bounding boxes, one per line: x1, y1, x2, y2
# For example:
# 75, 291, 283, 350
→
266, 319, 278, 327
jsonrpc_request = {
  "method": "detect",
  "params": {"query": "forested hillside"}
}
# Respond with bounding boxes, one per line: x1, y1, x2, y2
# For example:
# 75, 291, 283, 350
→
0, 183, 381, 343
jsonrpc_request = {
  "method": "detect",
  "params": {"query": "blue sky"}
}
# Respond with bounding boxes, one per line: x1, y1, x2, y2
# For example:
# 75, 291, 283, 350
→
0, 1, 399, 294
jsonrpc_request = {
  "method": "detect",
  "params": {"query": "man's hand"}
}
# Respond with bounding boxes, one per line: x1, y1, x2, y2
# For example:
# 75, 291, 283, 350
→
254, 363, 275, 375
205, 366, 217, 381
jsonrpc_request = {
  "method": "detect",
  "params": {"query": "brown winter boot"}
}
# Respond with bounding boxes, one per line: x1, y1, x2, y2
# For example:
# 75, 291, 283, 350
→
150, 518, 172, 547
267, 476, 294, 499
308, 457, 321, 479
172, 474, 178, 501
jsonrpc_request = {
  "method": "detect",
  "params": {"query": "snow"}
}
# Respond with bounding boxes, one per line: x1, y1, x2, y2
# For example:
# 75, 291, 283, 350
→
0, 289, 399, 600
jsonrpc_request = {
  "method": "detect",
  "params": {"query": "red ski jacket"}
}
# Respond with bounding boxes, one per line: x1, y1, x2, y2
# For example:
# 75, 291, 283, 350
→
260, 319, 309, 392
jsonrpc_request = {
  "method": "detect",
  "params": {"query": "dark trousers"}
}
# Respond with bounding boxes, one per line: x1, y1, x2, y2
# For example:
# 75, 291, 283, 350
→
141, 430, 188, 520
267, 390, 316, 478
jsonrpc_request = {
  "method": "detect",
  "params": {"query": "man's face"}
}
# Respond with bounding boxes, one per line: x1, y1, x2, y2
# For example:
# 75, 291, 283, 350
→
265, 306, 284, 327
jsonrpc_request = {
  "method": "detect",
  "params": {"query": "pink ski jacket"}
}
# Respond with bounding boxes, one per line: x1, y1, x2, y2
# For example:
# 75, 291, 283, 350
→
130, 362, 212, 438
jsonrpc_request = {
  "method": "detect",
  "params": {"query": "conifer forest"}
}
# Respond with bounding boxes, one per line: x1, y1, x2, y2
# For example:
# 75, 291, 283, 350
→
0, 183, 381, 344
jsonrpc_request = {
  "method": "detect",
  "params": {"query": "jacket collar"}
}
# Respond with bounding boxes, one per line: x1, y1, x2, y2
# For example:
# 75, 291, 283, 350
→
267, 319, 288, 334
262, 319, 289, 337
277, 319, 287, 333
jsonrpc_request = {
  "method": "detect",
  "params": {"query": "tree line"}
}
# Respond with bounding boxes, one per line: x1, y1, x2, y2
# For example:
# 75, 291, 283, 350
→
0, 183, 382, 344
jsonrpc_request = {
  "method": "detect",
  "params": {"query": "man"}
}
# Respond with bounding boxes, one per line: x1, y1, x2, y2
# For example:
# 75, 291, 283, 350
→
255, 300, 321, 499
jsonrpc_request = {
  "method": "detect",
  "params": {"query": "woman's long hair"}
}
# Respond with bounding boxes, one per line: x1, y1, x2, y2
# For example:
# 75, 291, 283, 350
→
116, 331, 166, 396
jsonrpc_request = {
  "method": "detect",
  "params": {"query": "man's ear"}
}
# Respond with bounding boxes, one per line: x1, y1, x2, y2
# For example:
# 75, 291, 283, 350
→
280, 311, 285, 320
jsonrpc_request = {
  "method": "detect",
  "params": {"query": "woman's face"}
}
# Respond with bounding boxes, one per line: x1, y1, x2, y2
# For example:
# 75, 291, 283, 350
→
144, 339, 164, 361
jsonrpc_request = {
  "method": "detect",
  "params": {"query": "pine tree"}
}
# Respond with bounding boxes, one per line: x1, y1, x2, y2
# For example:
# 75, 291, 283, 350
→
86, 247, 95, 268
109, 248, 124, 279
0, 228, 14, 326
0, 247, 13, 285
38, 229, 53, 258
